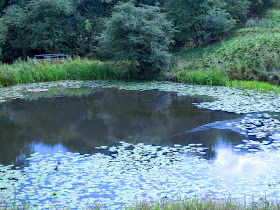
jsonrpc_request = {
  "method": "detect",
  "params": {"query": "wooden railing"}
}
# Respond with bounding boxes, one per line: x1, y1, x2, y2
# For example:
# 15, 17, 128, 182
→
34, 54, 69, 60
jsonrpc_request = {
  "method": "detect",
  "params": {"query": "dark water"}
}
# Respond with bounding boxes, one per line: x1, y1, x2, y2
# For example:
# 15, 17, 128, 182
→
0, 88, 244, 166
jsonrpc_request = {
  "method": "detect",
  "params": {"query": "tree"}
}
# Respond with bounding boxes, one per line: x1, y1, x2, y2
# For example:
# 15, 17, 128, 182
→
0, 0, 9, 13
134, 0, 164, 6
165, 0, 244, 47
0, 5, 27, 61
76, 18, 97, 57
224, 0, 250, 21
201, 7, 236, 41
26, 0, 79, 54
0, 18, 7, 58
0, 0, 80, 62
98, 1, 175, 77
248, 0, 277, 13
165, 0, 208, 47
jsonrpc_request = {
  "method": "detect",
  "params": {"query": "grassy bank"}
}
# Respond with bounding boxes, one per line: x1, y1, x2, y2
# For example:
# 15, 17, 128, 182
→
175, 6, 280, 85
0, 58, 133, 87
0, 58, 279, 94
176, 69, 280, 93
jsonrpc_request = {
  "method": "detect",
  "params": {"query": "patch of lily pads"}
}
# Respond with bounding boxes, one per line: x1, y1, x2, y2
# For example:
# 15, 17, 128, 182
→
1, 142, 280, 209
227, 113, 280, 139
233, 139, 280, 152
1, 80, 280, 208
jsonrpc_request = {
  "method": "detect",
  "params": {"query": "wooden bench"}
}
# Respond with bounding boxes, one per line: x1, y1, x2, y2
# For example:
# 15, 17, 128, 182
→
34, 54, 69, 60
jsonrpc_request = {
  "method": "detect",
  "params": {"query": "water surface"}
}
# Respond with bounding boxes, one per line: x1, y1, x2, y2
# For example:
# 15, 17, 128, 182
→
0, 88, 242, 166
1, 85, 280, 209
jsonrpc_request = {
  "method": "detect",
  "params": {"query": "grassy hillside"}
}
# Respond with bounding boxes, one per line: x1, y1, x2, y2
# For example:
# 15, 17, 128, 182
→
175, 6, 280, 86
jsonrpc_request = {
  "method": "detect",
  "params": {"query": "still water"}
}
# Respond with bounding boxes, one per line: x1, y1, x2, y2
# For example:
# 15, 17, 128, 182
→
1, 86, 280, 209
0, 88, 242, 166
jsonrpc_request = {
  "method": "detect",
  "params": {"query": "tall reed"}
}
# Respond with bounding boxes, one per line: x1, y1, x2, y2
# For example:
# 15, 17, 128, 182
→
0, 58, 127, 87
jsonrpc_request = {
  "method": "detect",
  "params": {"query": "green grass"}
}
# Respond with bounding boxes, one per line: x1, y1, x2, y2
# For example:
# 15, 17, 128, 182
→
2, 197, 280, 209
176, 69, 280, 93
228, 80, 280, 93
0, 57, 164, 87
127, 197, 280, 210
176, 69, 229, 86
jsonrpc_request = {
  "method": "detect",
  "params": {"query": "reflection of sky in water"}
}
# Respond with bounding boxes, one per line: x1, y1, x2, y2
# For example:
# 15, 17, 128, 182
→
212, 146, 268, 178
1, 140, 280, 209
33, 143, 68, 156
211, 135, 273, 179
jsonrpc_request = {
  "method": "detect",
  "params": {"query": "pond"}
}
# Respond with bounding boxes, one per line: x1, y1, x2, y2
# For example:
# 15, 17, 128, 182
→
0, 80, 280, 209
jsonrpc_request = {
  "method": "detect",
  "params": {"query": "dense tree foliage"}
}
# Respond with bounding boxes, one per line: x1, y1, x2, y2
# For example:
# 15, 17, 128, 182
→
165, 0, 279, 47
249, 0, 273, 13
98, 2, 175, 77
0, 0, 278, 71
0, 0, 8, 13
0, 18, 6, 57
201, 7, 236, 41
165, 0, 208, 47
224, 0, 250, 21
0, 0, 80, 62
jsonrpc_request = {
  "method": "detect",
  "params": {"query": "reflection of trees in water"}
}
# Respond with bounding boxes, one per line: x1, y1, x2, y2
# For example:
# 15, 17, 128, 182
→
0, 117, 32, 166
0, 89, 240, 166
